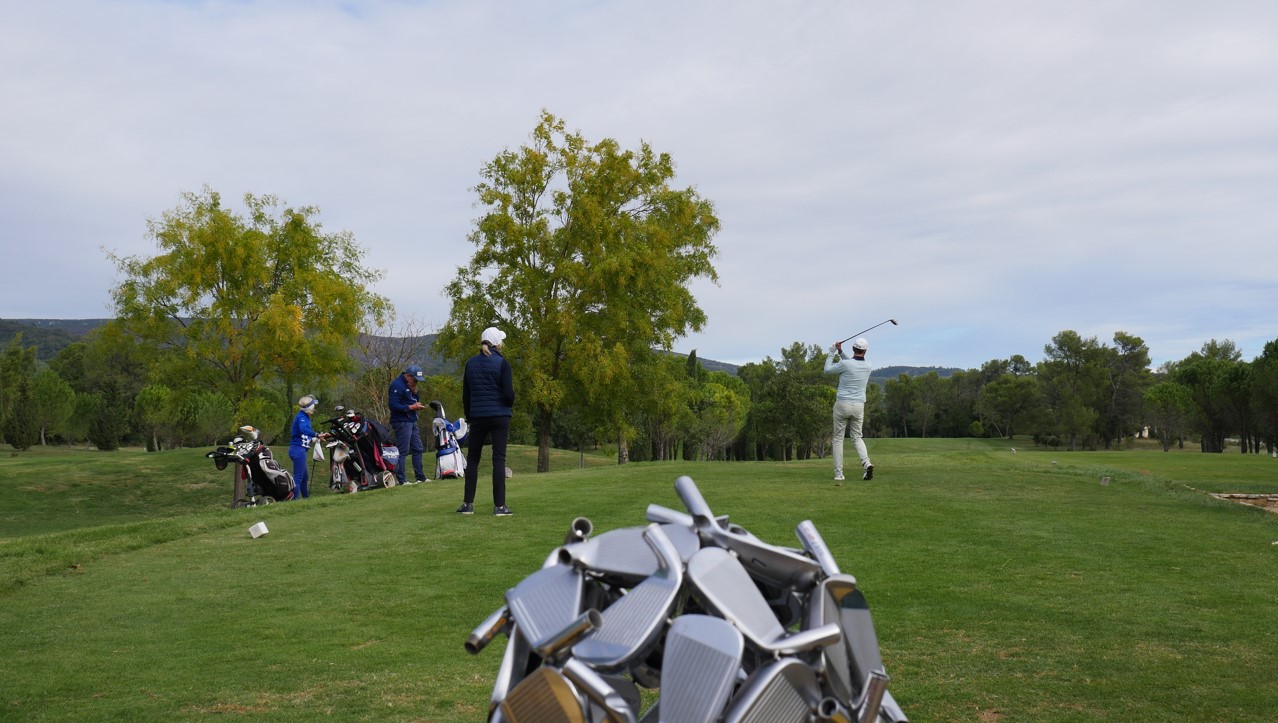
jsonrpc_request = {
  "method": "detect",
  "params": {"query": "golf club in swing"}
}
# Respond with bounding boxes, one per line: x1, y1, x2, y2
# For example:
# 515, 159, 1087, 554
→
837, 319, 898, 346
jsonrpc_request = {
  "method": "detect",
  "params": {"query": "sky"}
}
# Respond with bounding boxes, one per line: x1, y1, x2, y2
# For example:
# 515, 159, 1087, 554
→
3, 1, 1277, 371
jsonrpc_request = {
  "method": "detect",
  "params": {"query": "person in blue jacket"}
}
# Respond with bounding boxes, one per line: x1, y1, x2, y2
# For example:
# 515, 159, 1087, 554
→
388, 365, 428, 485
457, 327, 515, 516
288, 395, 323, 499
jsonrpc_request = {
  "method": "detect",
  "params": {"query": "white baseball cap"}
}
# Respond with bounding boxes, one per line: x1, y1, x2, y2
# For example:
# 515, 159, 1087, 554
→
852, 337, 869, 351
481, 327, 506, 347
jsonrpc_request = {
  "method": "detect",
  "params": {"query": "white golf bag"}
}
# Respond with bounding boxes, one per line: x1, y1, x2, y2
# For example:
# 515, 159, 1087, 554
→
429, 401, 468, 479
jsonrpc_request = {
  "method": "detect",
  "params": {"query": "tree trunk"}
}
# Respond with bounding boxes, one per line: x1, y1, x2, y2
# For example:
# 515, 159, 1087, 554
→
616, 429, 629, 465
537, 405, 553, 472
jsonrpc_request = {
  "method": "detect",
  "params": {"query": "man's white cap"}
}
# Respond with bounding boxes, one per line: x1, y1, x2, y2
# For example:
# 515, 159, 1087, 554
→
481, 327, 506, 347
852, 337, 869, 351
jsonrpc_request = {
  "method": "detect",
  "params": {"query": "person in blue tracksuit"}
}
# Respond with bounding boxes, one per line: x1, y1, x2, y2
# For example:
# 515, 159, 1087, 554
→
457, 327, 515, 516
388, 365, 428, 485
288, 395, 322, 499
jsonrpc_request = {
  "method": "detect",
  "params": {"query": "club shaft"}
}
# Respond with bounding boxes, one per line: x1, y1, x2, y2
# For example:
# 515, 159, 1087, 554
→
838, 319, 897, 345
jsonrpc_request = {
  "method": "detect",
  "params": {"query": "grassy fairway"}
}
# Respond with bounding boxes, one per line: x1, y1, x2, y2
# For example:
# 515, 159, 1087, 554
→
2, 439, 1276, 721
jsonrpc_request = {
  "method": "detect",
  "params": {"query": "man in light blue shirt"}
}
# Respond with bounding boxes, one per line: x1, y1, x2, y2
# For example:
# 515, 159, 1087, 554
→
824, 337, 874, 481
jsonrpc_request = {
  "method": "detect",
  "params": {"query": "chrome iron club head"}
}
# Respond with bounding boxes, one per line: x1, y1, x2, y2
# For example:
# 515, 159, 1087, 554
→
658, 614, 744, 723
721, 657, 824, 723
573, 524, 684, 671
687, 546, 841, 656
562, 523, 699, 585
504, 555, 584, 654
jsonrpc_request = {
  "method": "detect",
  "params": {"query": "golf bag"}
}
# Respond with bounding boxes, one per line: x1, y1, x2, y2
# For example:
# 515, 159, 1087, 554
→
321, 407, 397, 493
428, 400, 468, 479
206, 425, 296, 508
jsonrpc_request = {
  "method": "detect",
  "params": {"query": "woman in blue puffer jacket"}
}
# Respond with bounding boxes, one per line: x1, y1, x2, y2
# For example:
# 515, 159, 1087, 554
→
456, 327, 515, 517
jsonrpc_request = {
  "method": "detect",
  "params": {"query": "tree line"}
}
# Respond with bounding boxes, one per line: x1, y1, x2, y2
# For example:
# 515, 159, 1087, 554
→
5, 324, 1276, 459
4, 110, 1275, 460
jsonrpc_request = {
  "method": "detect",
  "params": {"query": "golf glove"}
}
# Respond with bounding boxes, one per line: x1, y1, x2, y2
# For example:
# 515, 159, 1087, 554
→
829, 344, 839, 356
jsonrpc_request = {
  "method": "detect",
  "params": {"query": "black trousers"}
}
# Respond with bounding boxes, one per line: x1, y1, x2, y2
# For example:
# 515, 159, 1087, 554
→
464, 416, 510, 507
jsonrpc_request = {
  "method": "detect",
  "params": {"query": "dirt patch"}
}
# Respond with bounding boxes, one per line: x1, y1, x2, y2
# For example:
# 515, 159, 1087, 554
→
1211, 493, 1278, 513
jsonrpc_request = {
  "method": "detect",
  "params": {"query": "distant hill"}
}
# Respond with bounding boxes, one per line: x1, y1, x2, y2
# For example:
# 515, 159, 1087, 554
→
1, 320, 960, 379
0, 319, 108, 361
872, 365, 962, 383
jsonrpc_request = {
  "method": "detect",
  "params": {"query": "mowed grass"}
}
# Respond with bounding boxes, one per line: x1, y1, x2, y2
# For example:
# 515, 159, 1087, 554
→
1, 439, 1277, 721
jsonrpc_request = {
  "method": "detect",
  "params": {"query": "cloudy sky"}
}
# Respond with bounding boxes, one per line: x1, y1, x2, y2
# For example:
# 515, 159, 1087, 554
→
4, 1, 1276, 371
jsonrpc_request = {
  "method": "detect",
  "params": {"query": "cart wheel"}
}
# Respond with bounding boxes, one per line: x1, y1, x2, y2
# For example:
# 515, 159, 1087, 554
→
232, 498, 250, 509
258, 497, 274, 505
347, 480, 358, 494
382, 472, 397, 488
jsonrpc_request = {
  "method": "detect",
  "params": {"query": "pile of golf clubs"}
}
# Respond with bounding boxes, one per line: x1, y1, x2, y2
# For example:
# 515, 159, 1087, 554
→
465, 476, 908, 723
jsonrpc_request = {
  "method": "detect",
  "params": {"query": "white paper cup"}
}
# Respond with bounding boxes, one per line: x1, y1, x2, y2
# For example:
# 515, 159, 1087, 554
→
249, 521, 269, 538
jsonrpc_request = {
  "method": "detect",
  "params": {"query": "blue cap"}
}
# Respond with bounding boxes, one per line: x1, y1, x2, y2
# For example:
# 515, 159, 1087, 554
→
405, 365, 424, 380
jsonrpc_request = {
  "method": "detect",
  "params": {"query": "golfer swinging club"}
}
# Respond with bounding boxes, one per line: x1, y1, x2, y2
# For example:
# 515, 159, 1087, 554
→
825, 337, 874, 481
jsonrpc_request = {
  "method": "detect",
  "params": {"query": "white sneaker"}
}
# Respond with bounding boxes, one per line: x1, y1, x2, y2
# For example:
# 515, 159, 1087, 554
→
834, 474, 845, 481
862, 464, 874, 481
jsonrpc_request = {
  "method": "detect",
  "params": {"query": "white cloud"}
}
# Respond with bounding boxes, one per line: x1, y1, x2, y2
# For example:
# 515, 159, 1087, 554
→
3, 0, 1276, 371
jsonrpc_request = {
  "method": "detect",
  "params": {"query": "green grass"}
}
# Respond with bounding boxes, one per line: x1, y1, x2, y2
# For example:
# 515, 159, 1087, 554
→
2, 439, 1277, 721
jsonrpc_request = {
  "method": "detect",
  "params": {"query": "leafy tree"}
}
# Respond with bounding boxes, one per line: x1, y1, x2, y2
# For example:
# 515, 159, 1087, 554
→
48, 341, 90, 393
133, 384, 174, 451
692, 372, 751, 460
1251, 338, 1278, 453
61, 393, 98, 446
910, 372, 945, 438
87, 380, 129, 451
1038, 330, 1106, 450
170, 388, 237, 446
2, 376, 38, 449
1144, 382, 1194, 452
108, 187, 389, 417
976, 373, 1044, 438
0, 336, 38, 436
437, 111, 720, 472
1097, 332, 1152, 449
884, 374, 915, 438
30, 369, 75, 446
1170, 340, 1244, 452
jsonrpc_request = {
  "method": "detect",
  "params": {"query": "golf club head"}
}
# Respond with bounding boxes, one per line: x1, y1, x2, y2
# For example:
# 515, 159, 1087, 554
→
795, 520, 842, 578
562, 523, 699, 585
675, 477, 821, 592
805, 575, 857, 705
573, 524, 684, 671
658, 614, 744, 723
499, 666, 587, 723
721, 658, 823, 723
687, 547, 841, 656
561, 658, 639, 723
831, 581, 885, 698
504, 557, 585, 655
